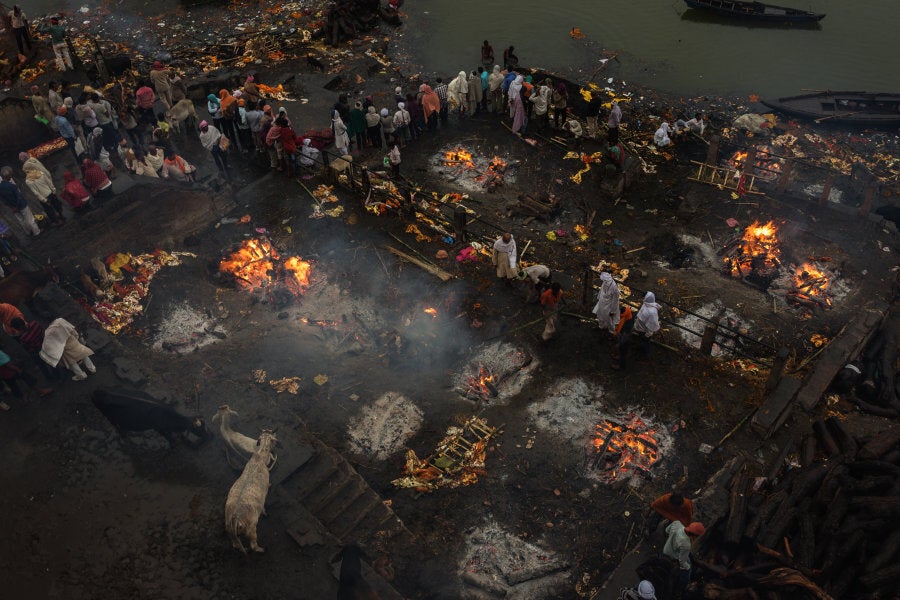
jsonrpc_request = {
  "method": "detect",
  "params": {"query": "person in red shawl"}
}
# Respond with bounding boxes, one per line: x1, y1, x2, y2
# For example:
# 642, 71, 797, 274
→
60, 171, 91, 212
81, 159, 113, 200
277, 116, 297, 175
419, 84, 440, 131
218, 89, 239, 148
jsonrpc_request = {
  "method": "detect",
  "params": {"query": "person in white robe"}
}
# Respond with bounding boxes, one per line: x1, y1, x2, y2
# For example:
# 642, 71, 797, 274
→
492, 233, 517, 281
591, 272, 620, 334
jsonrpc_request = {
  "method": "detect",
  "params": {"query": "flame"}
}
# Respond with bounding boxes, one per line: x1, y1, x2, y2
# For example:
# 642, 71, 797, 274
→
725, 220, 781, 277
793, 262, 831, 306
592, 416, 660, 481
728, 145, 782, 181
219, 238, 312, 297
424, 307, 438, 318
487, 156, 507, 172
467, 366, 497, 399
443, 148, 475, 169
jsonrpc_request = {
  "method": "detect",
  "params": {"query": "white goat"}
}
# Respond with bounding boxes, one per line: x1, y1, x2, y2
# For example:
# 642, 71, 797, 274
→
225, 430, 277, 553
212, 405, 275, 470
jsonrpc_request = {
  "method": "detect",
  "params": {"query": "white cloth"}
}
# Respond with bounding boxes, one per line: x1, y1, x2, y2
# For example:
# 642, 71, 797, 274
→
40, 318, 93, 369
530, 85, 550, 115
199, 125, 222, 151
299, 139, 319, 167
591, 272, 620, 333
488, 66, 504, 92
608, 102, 623, 128
492, 236, 517, 278
654, 122, 672, 147
14, 206, 40, 236
332, 111, 350, 153
633, 291, 661, 337
388, 145, 401, 166
663, 521, 692, 570
448, 71, 468, 107
523, 264, 550, 283
508, 75, 523, 103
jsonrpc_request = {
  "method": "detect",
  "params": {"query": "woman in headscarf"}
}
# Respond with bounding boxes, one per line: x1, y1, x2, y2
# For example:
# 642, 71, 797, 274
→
633, 291, 662, 361
467, 71, 483, 115
277, 117, 298, 175
81, 159, 113, 199
218, 89, 239, 147
130, 149, 158, 179
392, 102, 410, 144
60, 171, 91, 212
207, 93, 223, 132
447, 71, 468, 115
332, 110, 350, 156
348, 100, 367, 149
607, 100, 623, 144
380, 108, 396, 146
243, 75, 260, 105
419, 84, 440, 131
198, 120, 229, 177
510, 85, 527, 134
259, 105, 278, 169
654, 122, 672, 147
23, 162, 65, 225
299, 138, 320, 169
265, 116, 286, 171
404, 93, 423, 139
365, 106, 382, 148
552, 83, 568, 129
529, 81, 551, 128
507, 74, 523, 118
88, 127, 115, 175
488, 65, 504, 114
591, 272, 620, 335
162, 149, 196, 182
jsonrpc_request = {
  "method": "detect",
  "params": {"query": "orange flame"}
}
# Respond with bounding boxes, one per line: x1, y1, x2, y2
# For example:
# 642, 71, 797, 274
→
219, 238, 312, 297
424, 307, 438, 318
725, 220, 781, 277
793, 262, 831, 306
443, 148, 475, 169
592, 416, 660, 481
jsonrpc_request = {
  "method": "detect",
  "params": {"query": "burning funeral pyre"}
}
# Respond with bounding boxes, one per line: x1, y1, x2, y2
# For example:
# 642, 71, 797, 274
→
727, 145, 782, 181
392, 416, 499, 492
589, 415, 662, 484
437, 146, 515, 192
455, 342, 537, 403
218, 237, 312, 301
719, 221, 838, 311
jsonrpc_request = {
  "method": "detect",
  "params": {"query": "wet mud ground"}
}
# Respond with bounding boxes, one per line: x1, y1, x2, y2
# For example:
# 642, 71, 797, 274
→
2, 72, 898, 599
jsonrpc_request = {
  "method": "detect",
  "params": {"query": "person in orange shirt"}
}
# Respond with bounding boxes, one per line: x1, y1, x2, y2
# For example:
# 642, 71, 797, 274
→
611, 304, 633, 371
0, 302, 25, 335
540, 282, 563, 341
645, 492, 694, 539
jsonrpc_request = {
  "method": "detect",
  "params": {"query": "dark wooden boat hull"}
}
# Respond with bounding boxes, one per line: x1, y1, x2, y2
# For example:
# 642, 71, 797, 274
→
684, 0, 825, 22
761, 92, 900, 127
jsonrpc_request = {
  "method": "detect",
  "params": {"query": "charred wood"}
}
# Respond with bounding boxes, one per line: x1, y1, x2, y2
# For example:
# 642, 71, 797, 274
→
725, 472, 751, 545
746, 490, 787, 540
867, 528, 900, 573
765, 436, 797, 485
801, 435, 817, 468
759, 507, 796, 549
860, 564, 900, 591
858, 426, 900, 460
812, 419, 840, 457
850, 496, 900, 517
824, 416, 859, 456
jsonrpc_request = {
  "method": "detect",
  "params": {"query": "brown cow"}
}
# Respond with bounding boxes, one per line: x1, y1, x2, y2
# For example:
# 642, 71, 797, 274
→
0, 264, 59, 306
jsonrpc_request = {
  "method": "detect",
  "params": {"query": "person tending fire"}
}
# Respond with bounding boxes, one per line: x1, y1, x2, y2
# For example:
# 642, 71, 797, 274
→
644, 491, 694, 539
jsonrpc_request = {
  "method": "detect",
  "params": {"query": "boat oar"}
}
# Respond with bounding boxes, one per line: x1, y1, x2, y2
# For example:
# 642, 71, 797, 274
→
814, 111, 861, 123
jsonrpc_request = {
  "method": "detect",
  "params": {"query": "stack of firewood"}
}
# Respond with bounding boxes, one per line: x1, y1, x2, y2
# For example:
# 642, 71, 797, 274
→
507, 194, 560, 223
694, 419, 900, 599
325, 0, 381, 46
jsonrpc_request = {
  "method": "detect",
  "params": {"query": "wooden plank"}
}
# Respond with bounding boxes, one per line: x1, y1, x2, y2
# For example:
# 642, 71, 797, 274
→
384, 246, 454, 281
751, 376, 802, 438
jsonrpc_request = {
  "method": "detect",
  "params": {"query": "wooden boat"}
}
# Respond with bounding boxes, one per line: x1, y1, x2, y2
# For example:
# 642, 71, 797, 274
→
683, 0, 825, 22
761, 92, 900, 126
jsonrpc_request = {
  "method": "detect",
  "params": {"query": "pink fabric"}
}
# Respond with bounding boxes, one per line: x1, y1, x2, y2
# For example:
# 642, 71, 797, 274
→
511, 93, 526, 133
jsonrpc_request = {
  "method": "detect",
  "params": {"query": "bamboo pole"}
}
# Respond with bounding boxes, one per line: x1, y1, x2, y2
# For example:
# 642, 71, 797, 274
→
383, 246, 453, 281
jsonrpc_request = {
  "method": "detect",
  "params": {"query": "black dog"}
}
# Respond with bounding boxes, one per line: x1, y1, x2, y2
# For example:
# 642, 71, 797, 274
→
306, 54, 325, 72
337, 545, 380, 600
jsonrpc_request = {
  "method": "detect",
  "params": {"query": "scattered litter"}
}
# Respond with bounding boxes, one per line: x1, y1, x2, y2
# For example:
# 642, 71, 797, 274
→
269, 376, 302, 394
313, 374, 329, 386
347, 392, 423, 460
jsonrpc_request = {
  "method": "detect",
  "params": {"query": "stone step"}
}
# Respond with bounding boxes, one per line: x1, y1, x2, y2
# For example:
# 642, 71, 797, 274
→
303, 463, 358, 512
283, 450, 341, 497
327, 492, 384, 541
315, 477, 369, 525
349, 502, 404, 541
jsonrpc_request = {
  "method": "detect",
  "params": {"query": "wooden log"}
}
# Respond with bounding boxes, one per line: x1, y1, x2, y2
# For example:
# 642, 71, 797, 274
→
812, 419, 840, 457
816, 490, 848, 564
849, 496, 900, 517
747, 490, 787, 540
850, 475, 896, 495
801, 435, 817, 468
725, 471, 750, 544
848, 460, 900, 477
795, 501, 816, 569
867, 527, 900, 573
827, 563, 861, 600
756, 567, 833, 600
859, 564, 900, 591
383, 246, 453, 281
766, 435, 798, 484
825, 417, 859, 456
858, 426, 900, 460
760, 506, 797, 549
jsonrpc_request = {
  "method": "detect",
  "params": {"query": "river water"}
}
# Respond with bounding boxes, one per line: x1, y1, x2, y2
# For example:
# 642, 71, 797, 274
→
24, 0, 899, 99
397, 0, 899, 99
